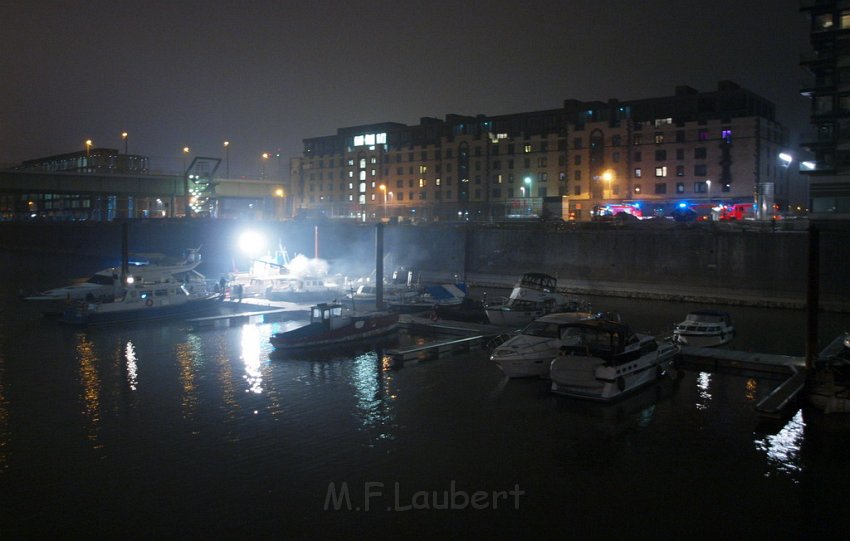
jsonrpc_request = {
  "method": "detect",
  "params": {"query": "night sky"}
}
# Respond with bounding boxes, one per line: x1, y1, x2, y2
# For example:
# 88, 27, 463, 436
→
1, 0, 811, 178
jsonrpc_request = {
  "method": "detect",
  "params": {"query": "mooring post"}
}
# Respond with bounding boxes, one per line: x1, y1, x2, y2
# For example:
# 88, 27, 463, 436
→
376, 222, 384, 310
805, 225, 819, 371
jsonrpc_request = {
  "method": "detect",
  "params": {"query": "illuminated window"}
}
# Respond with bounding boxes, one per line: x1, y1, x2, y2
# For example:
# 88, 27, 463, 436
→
524, 145, 532, 153
655, 133, 664, 144
419, 165, 427, 174
634, 168, 642, 177
655, 166, 667, 177
359, 158, 366, 168
634, 184, 641, 194
721, 129, 732, 143
677, 183, 685, 193
370, 156, 377, 164
654, 118, 672, 127
359, 171, 366, 181
419, 178, 426, 188
436, 178, 442, 186
358, 182, 366, 193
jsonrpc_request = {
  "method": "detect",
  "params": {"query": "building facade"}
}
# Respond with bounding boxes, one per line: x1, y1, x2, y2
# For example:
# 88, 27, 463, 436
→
800, 0, 850, 217
291, 82, 791, 222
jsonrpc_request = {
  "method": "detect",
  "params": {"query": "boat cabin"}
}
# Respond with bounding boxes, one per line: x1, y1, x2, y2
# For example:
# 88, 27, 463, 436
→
558, 320, 656, 363
515, 272, 558, 292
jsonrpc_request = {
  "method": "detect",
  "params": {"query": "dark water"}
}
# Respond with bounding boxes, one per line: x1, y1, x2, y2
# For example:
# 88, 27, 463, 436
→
1, 253, 849, 539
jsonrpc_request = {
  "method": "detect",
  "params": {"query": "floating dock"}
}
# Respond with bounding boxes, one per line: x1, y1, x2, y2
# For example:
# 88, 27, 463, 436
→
187, 306, 308, 330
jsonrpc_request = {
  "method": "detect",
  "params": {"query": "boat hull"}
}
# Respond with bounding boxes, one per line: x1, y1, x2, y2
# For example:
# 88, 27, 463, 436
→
673, 330, 734, 347
550, 343, 679, 401
60, 295, 223, 325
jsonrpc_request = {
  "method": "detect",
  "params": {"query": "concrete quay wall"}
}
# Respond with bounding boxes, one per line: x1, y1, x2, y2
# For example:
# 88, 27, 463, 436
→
0, 220, 847, 311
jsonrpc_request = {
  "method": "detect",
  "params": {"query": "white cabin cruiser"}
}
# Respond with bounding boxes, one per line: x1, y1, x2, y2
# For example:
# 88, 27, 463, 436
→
491, 311, 596, 378
24, 248, 204, 315
484, 273, 585, 328
672, 309, 734, 347
60, 269, 221, 325
549, 319, 680, 401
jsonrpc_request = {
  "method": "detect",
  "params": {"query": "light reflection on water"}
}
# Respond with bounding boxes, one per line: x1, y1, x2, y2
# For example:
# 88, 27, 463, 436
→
754, 409, 806, 484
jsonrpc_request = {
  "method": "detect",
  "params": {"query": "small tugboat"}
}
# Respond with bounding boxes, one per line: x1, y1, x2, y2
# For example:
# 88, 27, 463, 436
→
269, 302, 399, 350
672, 309, 735, 347
549, 318, 680, 401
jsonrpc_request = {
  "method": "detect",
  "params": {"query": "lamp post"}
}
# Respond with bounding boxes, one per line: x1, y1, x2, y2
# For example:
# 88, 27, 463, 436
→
85, 139, 92, 157
379, 184, 387, 219
261, 152, 269, 180
224, 141, 230, 178
524, 176, 532, 216
121, 132, 128, 154
706, 179, 711, 201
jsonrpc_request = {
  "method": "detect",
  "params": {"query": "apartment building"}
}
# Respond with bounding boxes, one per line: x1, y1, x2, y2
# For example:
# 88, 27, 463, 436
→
291, 81, 789, 222
800, 0, 850, 216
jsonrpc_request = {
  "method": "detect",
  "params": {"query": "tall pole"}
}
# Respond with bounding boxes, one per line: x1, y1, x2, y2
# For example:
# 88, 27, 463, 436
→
122, 132, 128, 154
183, 147, 190, 218
805, 226, 820, 370
224, 141, 230, 178
376, 222, 384, 310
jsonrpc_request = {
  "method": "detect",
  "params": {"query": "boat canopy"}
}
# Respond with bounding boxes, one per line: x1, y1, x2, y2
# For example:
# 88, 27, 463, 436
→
558, 320, 637, 360
516, 273, 558, 292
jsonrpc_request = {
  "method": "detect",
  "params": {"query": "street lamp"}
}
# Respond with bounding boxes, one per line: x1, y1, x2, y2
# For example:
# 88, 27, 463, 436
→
85, 139, 92, 157
261, 152, 269, 179
121, 132, 128, 154
379, 184, 387, 219
706, 179, 711, 201
224, 141, 230, 178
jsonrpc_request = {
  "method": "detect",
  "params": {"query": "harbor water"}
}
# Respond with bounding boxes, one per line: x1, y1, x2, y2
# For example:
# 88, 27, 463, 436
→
1, 252, 849, 539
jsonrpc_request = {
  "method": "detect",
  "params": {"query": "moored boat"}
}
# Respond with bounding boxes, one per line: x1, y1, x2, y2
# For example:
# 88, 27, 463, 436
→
549, 319, 680, 401
269, 302, 399, 350
491, 311, 597, 378
484, 272, 586, 328
60, 270, 222, 325
672, 309, 735, 347
24, 248, 204, 315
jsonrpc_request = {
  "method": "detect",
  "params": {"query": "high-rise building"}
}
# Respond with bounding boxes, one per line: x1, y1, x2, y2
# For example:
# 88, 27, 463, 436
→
292, 82, 790, 222
800, 0, 850, 217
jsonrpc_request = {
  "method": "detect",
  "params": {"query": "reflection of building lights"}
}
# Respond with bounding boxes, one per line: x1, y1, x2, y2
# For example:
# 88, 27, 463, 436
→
754, 410, 805, 483
125, 341, 138, 391
696, 372, 712, 410
745, 378, 758, 401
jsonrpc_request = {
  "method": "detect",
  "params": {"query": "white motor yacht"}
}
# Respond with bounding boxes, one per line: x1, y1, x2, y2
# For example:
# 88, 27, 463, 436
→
491, 311, 596, 378
672, 309, 734, 347
484, 272, 586, 328
549, 319, 680, 401
24, 248, 204, 315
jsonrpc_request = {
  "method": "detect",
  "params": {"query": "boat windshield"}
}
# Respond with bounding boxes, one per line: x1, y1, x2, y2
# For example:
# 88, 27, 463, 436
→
520, 321, 561, 338
86, 274, 116, 286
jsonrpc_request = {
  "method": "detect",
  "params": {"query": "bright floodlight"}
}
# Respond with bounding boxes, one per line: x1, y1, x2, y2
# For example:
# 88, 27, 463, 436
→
239, 231, 266, 256
779, 153, 793, 165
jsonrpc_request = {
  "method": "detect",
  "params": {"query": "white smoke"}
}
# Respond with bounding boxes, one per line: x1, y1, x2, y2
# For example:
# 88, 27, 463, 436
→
286, 254, 329, 277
